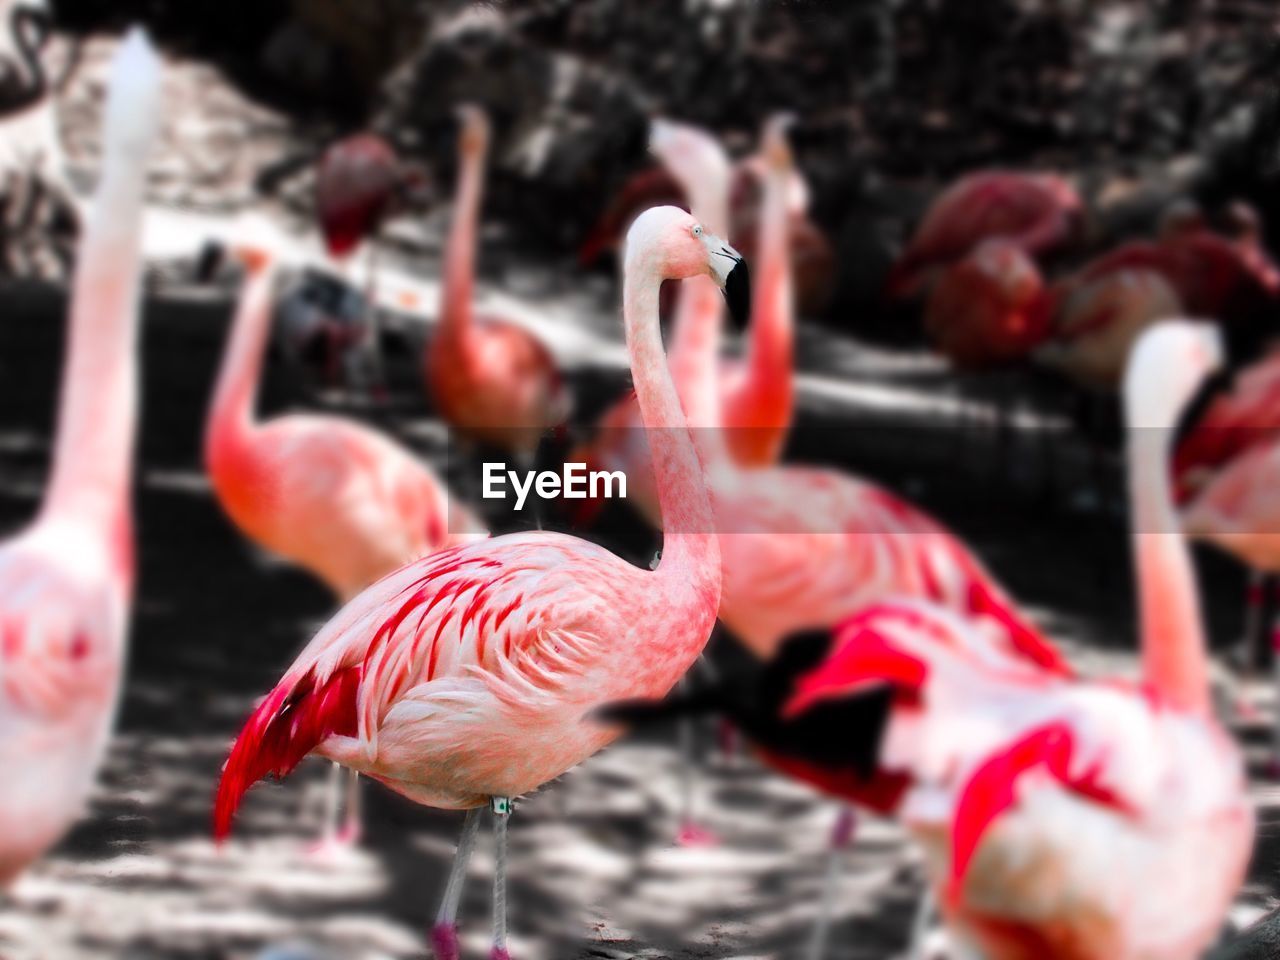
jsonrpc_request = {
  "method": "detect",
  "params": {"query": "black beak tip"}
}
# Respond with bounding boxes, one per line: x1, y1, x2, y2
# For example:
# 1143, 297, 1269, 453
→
723, 258, 751, 332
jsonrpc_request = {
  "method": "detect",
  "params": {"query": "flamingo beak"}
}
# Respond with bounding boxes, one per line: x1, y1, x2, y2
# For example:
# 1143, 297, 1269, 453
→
706, 238, 750, 330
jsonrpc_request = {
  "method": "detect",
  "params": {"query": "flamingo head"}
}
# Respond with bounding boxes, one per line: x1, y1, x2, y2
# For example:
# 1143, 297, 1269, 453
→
626, 205, 751, 327
455, 103, 490, 159
1124, 320, 1224, 432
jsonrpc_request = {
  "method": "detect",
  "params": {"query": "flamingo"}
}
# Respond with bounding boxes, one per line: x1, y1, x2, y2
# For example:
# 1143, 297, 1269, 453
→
213, 205, 742, 960
204, 234, 487, 850
1173, 346, 1280, 770
785, 321, 1253, 960
578, 126, 834, 317
0, 28, 158, 886
425, 105, 568, 459
574, 115, 794, 526
1038, 208, 1280, 390
311, 132, 425, 397
884, 170, 1082, 301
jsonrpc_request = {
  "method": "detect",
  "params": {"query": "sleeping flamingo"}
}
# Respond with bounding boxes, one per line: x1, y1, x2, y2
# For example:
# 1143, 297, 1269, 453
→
785, 321, 1252, 959
885, 170, 1082, 301
0, 28, 158, 886
1038, 207, 1280, 389
425, 105, 568, 459
214, 206, 742, 960
205, 234, 487, 850
575, 115, 793, 525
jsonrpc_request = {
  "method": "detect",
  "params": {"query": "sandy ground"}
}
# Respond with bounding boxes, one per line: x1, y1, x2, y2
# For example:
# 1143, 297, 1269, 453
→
1, 275, 1279, 960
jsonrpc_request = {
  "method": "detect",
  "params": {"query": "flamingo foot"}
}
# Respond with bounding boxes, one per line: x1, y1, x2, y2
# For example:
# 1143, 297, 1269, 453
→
675, 820, 719, 848
304, 830, 359, 861
429, 923, 462, 960
489, 949, 512, 960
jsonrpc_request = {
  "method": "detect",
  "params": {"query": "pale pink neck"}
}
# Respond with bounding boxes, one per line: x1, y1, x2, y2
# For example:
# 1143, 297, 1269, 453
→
206, 263, 274, 465
40, 154, 147, 536
623, 261, 719, 586
668, 275, 732, 472
1127, 428, 1211, 715
669, 179, 729, 367
440, 144, 483, 337
742, 158, 794, 404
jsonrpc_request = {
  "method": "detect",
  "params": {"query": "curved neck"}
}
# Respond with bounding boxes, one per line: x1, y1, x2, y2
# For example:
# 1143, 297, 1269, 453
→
6, 8, 45, 108
206, 263, 274, 466
440, 144, 483, 336
623, 260, 719, 584
40, 142, 146, 534
1125, 415, 1211, 715
743, 159, 794, 400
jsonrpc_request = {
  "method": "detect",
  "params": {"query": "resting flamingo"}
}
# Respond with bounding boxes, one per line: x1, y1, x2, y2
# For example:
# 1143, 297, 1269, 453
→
0, 28, 157, 886
786, 321, 1252, 960
575, 115, 793, 526
214, 206, 741, 960
205, 234, 487, 850
425, 105, 568, 459
885, 170, 1082, 301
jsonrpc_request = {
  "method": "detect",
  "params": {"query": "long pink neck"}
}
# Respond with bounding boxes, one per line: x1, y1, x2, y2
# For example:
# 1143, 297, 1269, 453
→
206, 263, 274, 467
623, 258, 719, 590
742, 158, 794, 409
440, 144, 482, 337
669, 175, 729, 367
1127, 424, 1211, 715
40, 142, 148, 540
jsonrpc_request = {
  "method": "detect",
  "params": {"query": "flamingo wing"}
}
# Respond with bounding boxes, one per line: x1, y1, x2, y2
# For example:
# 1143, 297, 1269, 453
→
214, 533, 630, 835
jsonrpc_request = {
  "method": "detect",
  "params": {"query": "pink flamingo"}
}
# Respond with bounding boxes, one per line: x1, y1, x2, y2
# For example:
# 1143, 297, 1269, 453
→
1174, 347, 1280, 769
205, 234, 487, 850
574, 116, 794, 527
214, 206, 740, 960
788, 321, 1253, 960
0, 29, 158, 887
425, 105, 568, 458
885, 170, 1082, 301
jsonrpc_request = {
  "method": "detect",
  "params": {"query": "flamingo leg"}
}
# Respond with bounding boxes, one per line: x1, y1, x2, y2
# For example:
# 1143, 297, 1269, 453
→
339, 768, 362, 845
430, 807, 483, 960
806, 806, 857, 960
905, 884, 936, 960
674, 676, 716, 846
490, 796, 513, 960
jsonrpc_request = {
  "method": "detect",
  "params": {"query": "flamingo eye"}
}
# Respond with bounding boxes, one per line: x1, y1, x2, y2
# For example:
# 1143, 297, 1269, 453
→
692, 224, 702, 237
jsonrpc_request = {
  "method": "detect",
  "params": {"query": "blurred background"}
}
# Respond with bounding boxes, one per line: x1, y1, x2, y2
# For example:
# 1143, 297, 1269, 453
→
4, 1, 1280, 958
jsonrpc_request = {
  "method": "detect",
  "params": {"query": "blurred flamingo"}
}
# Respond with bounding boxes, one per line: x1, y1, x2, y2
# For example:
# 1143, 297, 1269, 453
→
214, 206, 741, 960
311, 132, 423, 399
578, 124, 834, 317
0, 29, 157, 886
786, 321, 1252, 960
1038, 204, 1280, 389
885, 170, 1082, 301
425, 105, 568, 459
575, 115, 795, 527
205, 235, 487, 850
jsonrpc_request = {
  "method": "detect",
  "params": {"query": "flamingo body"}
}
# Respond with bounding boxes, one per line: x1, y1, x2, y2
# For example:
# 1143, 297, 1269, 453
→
215, 529, 718, 831
924, 239, 1052, 367
789, 602, 1251, 960
887, 171, 1082, 300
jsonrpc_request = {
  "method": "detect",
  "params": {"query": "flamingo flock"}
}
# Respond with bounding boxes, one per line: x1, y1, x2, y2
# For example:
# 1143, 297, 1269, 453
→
4, 18, 1280, 960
